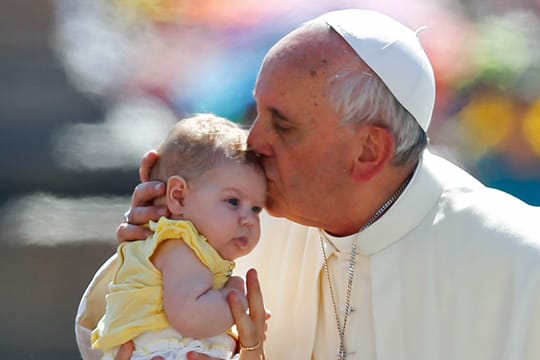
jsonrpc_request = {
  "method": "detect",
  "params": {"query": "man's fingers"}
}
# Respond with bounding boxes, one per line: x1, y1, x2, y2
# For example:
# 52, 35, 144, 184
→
117, 179, 167, 243
246, 269, 266, 326
131, 181, 167, 209
114, 341, 134, 360
128, 204, 170, 225
186, 352, 217, 360
227, 268, 266, 350
117, 223, 154, 244
228, 291, 258, 347
139, 150, 160, 182
226, 275, 246, 293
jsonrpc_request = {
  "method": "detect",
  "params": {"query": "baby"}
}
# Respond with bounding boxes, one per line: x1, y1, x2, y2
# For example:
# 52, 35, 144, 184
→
91, 114, 266, 359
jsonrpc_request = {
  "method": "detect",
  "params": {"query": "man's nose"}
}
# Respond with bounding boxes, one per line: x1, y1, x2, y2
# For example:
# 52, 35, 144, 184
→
247, 118, 272, 157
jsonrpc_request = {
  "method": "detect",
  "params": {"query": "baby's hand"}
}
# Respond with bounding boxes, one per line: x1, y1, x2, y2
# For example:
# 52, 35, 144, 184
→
226, 276, 246, 294
222, 276, 248, 310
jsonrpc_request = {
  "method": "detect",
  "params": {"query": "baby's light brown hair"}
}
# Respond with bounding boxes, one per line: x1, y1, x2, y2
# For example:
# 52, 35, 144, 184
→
150, 113, 262, 182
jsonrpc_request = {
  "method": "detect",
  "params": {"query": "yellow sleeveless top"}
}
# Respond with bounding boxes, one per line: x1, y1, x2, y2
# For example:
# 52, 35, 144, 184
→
91, 217, 235, 350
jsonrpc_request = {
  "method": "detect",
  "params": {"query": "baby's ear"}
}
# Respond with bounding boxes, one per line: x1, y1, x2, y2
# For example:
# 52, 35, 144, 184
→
166, 175, 189, 214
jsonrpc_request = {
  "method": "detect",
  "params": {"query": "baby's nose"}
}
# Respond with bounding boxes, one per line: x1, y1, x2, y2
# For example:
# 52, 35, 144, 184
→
240, 217, 254, 228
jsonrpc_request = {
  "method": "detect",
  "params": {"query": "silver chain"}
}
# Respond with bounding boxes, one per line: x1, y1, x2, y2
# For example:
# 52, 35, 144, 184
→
319, 177, 410, 360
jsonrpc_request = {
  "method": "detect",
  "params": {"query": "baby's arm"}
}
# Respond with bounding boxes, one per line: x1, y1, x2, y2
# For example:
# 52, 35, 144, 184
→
152, 239, 234, 339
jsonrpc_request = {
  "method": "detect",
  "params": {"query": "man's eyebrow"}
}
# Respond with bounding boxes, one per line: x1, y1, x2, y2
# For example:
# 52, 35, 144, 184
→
270, 107, 289, 121
252, 89, 291, 122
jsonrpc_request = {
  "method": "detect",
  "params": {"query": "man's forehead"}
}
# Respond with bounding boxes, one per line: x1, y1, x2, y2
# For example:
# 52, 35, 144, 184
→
254, 52, 333, 94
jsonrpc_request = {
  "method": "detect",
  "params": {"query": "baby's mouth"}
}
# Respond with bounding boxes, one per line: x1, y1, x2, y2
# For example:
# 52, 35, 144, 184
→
233, 236, 249, 248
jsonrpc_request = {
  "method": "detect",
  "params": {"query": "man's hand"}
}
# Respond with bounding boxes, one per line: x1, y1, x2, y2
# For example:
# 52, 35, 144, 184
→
225, 275, 246, 294
221, 276, 248, 310
139, 149, 159, 183
230, 268, 268, 359
116, 150, 170, 243
187, 269, 269, 360
113, 341, 140, 360
114, 341, 165, 360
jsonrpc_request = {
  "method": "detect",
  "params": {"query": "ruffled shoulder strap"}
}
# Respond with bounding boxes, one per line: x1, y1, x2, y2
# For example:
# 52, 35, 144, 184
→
150, 217, 234, 289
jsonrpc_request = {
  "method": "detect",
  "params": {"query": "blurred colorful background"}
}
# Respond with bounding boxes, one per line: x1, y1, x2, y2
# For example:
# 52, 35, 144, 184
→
1, 0, 539, 358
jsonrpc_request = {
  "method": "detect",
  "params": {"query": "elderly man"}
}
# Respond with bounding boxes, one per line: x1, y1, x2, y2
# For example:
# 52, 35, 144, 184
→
76, 9, 540, 360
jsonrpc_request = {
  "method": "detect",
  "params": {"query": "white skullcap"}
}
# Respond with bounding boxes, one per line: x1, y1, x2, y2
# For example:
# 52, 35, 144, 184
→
321, 9, 436, 132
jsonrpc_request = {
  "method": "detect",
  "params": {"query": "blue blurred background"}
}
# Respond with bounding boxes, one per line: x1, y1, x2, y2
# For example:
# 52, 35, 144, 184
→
1, 0, 539, 358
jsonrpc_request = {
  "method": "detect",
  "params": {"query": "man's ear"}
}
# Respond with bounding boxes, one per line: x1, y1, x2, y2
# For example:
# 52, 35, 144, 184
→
352, 126, 395, 181
166, 175, 189, 215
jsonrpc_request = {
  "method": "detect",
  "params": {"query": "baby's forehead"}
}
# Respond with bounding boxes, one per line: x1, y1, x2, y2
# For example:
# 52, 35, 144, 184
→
210, 162, 266, 191
195, 160, 264, 183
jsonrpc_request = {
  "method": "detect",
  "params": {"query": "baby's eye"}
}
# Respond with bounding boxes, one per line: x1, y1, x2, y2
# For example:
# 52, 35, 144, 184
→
252, 206, 262, 214
227, 198, 239, 207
